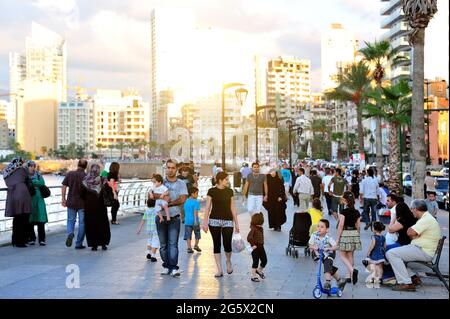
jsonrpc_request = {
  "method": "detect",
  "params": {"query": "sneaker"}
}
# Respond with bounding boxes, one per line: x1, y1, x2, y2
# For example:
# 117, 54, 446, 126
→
146, 254, 152, 260
161, 267, 170, 275
150, 257, 157, 262
194, 246, 202, 252
39, 241, 46, 246
66, 233, 74, 247
366, 279, 374, 289
75, 245, 86, 250
383, 278, 397, 286
171, 269, 181, 277
28, 241, 35, 245
187, 248, 194, 254
362, 259, 369, 267
323, 281, 331, 290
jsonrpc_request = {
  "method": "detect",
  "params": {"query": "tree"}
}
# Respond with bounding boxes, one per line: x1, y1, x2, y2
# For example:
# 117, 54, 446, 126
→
306, 119, 331, 160
364, 80, 411, 193
331, 132, 344, 160
401, 0, 438, 199
116, 142, 126, 160
325, 61, 372, 154
360, 40, 409, 182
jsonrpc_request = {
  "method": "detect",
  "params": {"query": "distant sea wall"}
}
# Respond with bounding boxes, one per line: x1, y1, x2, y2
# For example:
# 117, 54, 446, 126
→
1, 160, 217, 178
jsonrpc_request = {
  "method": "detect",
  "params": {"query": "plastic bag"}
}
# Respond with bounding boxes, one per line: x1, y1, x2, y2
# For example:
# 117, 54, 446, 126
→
232, 233, 245, 253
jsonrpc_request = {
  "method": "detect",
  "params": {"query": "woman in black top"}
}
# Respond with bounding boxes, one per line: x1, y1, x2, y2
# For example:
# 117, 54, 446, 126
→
336, 191, 361, 284
203, 172, 240, 277
107, 162, 120, 225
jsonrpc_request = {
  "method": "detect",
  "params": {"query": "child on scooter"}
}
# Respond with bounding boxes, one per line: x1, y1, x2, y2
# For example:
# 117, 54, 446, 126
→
309, 219, 346, 290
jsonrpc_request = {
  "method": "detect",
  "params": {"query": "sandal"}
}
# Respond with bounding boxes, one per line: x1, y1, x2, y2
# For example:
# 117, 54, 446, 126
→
251, 277, 260, 282
226, 261, 233, 274
256, 270, 265, 279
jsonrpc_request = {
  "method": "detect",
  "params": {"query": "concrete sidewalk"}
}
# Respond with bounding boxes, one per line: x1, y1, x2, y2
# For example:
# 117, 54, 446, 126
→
0, 195, 448, 299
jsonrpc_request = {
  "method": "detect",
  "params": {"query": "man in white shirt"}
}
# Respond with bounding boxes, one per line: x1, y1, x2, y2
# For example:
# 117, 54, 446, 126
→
360, 168, 380, 230
293, 167, 314, 211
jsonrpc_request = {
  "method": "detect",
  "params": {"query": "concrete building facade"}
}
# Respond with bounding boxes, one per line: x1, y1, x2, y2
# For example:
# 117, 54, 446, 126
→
267, 56, 311, 124
380, 0, 412, 83
57, 100, 95, 152
11, 22, 67, 154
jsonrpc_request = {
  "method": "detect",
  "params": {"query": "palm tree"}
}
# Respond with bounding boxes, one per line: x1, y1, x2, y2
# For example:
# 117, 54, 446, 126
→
360, 40, 409, 182
331, 132, 344, 160
364, 81, 411, 193
325, 61, 372, 154
116, 142, 126, 160
401, 0, 437, 199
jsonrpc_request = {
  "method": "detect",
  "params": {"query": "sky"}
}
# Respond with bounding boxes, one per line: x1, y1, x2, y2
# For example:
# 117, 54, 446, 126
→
0, 0, 448, 116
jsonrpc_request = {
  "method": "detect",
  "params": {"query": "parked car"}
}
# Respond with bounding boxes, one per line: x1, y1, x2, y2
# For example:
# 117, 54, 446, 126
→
435, 178, 449, 209
403, 173, 412, 196
440, 167, 449, 178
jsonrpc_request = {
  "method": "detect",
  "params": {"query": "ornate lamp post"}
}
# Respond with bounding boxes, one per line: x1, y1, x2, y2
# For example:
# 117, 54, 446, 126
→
221, 83, 248, 170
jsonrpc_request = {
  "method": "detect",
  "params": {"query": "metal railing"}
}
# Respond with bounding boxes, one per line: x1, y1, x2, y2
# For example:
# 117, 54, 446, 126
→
0, 176, 224, 234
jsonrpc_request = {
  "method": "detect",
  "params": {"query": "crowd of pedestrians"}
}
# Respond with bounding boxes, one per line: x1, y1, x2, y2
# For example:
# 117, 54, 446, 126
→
3, 156, 444, 292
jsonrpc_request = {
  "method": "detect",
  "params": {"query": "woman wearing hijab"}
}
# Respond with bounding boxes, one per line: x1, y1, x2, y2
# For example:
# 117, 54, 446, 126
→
26, 161, 48, 246
263, 169, 287, 231
81, 163, 111, 251
4, 157, 32, 247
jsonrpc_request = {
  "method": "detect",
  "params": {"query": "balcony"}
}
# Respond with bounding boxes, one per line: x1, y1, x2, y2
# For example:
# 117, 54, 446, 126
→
381, 21, 410, 41
381, 7, 403, 29
380, 0, 401, 16
390, 36, 410, 50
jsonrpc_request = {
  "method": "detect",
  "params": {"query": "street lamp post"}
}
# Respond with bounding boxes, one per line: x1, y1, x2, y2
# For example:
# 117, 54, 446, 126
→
221, 83, 248, 170
283, 119, 303, 168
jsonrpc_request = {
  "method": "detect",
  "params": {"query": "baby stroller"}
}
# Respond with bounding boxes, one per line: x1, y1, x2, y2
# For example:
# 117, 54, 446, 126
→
286, 212, 312, 258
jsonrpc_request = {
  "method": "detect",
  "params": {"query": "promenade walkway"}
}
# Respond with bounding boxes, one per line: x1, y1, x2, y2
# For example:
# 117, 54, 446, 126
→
0, 195, 448, 299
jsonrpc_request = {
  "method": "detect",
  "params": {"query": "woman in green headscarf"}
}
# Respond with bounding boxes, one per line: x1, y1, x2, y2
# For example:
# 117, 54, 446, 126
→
26, 160, 48, 246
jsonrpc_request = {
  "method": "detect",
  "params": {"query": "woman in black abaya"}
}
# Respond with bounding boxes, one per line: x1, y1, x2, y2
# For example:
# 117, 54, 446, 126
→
264, 169, 287, 231
81, 163, 111, 251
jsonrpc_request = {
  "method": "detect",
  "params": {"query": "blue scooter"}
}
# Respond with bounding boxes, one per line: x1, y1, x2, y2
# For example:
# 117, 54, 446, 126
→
312, 248, 343, 299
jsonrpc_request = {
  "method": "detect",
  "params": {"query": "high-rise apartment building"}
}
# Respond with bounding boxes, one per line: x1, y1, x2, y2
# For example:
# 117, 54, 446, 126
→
191, 93, 242, 161
321, 23, 359, 92
150, 8, 195, 142
94, 90, 149, 148
266, 56, 311, 123
380, 0, 412, 83
57, 100, 95, 152
11, 22, 67, 154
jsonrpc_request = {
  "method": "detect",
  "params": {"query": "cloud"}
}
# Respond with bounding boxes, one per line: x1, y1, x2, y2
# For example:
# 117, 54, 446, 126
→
32, 0, 80, 30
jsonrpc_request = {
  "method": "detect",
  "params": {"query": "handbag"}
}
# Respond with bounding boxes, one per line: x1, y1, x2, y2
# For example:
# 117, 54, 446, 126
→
103, 184, 114, 207
39, 185, 51, 198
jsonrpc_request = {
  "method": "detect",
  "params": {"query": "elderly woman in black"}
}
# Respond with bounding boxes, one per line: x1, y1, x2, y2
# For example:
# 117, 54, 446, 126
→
263, 169, 286, 231
81, 163, 111, 251
4, 157, 32, 247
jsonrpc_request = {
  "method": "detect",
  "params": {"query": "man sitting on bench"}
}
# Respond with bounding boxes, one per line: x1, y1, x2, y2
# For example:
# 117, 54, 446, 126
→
386, 199, 441, 292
